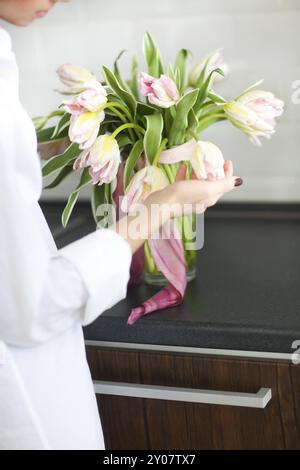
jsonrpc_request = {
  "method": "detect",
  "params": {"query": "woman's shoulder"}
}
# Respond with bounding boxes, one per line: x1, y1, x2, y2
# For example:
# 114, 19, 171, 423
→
0, 26, 13, 56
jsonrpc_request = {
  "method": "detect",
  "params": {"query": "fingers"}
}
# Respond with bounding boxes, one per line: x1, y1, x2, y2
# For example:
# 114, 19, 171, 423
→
224, 160, 233, 177
176, 163, 187, 182
191, 161, 233, 181
200, 176, 241, 200
168, 175, 243, 214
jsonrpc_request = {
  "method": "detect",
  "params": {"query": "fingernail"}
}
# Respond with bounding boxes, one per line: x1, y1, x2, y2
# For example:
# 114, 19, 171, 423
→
234, 177, 243, 187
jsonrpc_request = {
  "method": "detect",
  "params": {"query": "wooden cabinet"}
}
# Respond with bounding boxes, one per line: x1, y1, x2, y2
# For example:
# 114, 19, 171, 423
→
86, 346, 300, 450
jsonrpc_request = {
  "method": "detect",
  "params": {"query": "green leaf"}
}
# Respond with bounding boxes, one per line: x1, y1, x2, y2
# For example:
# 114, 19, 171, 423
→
102, 65, 136, 116
51, 113, 70, 139
207, 91, 227, 104
42, 143, 80, 177
114, 50, 134, 94
44, 164, 73, 189
124, 140, 144, 189
187, 108, 199, 135
164, 108, 173, 136
169, 89, 199, 146
198, 114, 226, 133
135, 101, 157, 119
143, 32, 164, 78
61, 168, 92, 227
76, 167, 92, 190
32, 110, 64, 131
195, 56, 210, 89
167, 65, 181, 94
143, 114, 163, 164
167, 63, 176, 82
36, 126, 56, 143
126, 55, 139, 100
114, 50, 126, 81
116, 134, 132, 149
174, 48, 192, 93
91, 184, 106, 224
235, 79, 264, 101
62, 191, 79, 228
104, 182, 112, 205
194, 68, 225, 116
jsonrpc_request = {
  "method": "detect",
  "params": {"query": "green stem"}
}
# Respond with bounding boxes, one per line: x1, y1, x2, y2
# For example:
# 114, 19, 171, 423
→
106, 105, 126, 123
159, 163, 175, 184
104, 101, 133, 121
153, 138, 168, 167
187, 131, 200, 142
105, 101, 143, 140
199, 101, 217, 114
106, 102, 145, 140
197, 113, 227, 133
199, 105, 226, 119
104, 102, 137, 141
111, 123, 145, 140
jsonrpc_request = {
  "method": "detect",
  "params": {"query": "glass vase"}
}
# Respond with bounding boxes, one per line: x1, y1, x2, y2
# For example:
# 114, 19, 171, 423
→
143, 214, 197, 287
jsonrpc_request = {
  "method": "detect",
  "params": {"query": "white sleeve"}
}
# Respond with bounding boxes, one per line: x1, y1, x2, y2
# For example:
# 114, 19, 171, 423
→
58, 228, 132, 326
34, 229, 132, 343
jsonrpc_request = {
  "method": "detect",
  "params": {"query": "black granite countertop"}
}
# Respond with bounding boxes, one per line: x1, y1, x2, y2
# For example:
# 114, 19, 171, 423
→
42, 202, 300, 354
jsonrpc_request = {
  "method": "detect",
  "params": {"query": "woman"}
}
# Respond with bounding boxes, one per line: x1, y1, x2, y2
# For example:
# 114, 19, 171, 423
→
0, 0, 242, 450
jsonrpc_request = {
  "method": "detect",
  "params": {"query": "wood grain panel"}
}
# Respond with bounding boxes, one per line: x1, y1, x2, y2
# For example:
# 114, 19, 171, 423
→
86, 347, 300, 450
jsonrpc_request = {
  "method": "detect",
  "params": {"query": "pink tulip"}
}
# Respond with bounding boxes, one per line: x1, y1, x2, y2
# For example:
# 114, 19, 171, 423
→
189, 49, 229, 87
74, 135, 121, 185
159, 138, 225, 181
63, 80, 107, 115
225, 90, 284, 146
57, 64, 96, 94
239, 90, 284, 120
190, 141, 225, 181
121, 166, 169, 213
139, 72, 180, 108
69, 111, 104, 150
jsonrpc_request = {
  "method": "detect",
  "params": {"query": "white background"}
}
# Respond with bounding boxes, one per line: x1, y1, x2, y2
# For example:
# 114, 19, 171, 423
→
3, 0, 300, 202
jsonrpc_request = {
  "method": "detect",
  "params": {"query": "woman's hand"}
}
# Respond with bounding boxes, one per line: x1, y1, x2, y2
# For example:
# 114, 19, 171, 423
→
112, 160, 243, 254
146, 160, 241, 218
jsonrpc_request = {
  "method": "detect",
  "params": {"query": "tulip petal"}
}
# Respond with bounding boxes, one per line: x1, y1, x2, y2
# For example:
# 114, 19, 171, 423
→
129, 245, 145, 286
127, 220, 187, 325
127, 284, 183, 325
159, 138, 198, 164
159, 74, 180, 101
159, 139, 225, 182
139, 72, 179, 108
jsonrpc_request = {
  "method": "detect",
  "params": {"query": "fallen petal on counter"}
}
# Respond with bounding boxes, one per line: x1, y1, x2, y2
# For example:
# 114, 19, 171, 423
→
127, 284, 183, 325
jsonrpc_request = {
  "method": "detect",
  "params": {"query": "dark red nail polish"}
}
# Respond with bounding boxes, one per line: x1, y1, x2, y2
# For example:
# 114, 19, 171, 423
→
234, 178, 243, 187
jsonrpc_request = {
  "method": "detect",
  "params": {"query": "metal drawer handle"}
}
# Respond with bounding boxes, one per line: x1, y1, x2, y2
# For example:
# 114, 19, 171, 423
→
93, 381, 272, 409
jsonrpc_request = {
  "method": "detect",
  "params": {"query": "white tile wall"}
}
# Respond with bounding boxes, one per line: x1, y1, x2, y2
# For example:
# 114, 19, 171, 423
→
3, 0, 300, 202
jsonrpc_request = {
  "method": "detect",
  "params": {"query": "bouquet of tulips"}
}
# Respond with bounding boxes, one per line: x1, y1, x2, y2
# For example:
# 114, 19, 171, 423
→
36, 33, 284, 324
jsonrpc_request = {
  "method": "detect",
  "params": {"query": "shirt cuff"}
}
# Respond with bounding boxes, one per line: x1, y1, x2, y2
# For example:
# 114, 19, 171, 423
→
58, 228, 132, 326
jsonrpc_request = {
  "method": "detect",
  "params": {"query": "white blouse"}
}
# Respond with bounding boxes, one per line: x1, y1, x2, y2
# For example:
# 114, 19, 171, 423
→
0, 26, 132, 450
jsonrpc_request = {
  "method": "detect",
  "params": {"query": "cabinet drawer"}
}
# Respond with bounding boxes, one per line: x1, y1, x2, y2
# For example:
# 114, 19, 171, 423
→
86, 346, 300, 450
